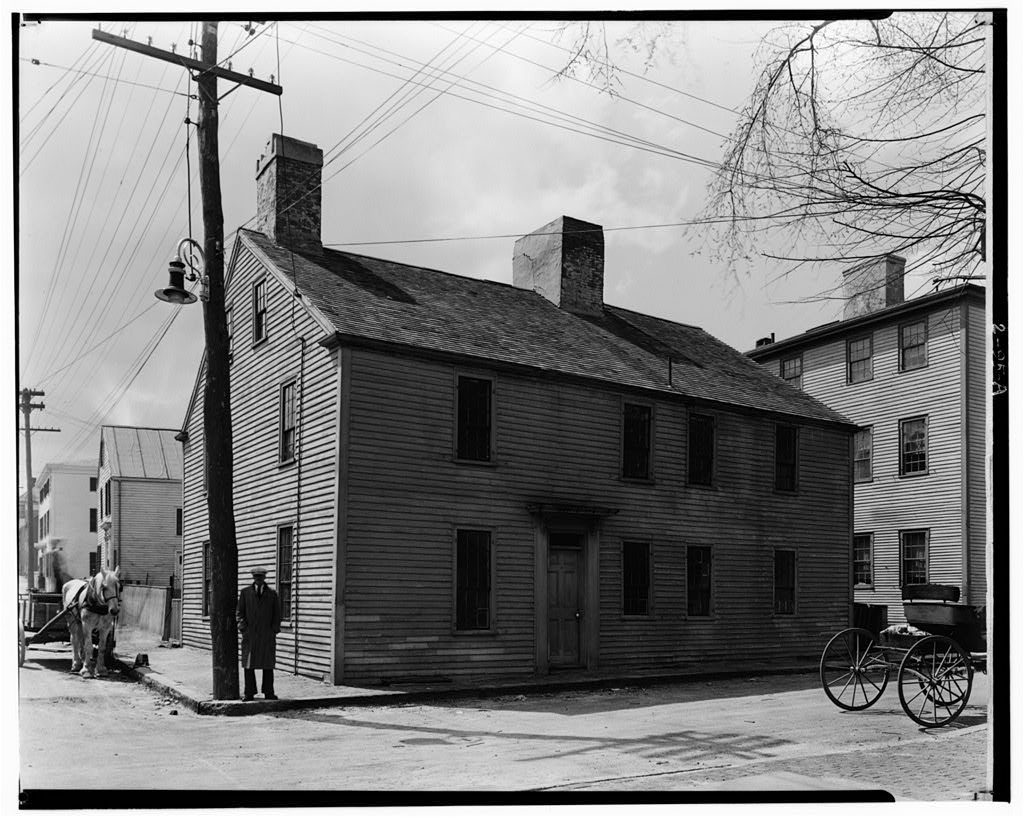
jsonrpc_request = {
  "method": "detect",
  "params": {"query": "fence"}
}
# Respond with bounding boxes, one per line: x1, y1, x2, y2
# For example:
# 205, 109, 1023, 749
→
120, 584, 174, 641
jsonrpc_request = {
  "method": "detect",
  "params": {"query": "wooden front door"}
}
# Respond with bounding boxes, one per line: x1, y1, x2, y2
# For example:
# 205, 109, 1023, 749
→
547, 533, 584, 667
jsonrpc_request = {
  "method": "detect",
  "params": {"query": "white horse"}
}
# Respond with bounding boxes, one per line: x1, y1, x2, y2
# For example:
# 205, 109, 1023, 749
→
62, 567, 121, 677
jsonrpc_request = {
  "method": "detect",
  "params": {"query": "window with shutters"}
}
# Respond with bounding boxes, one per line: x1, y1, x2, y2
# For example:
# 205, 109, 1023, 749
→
455, 529, 491, 630
455, 376, 492, 462
622, 402, 652, 480
686, 546, 712, 616
622, 541, 651, 616
853, 534, 873, 587
774, 424, 799, 492
847, 335, 873, 383
687, 413, 715, 486
900, 416, 928, 475
854, 427, 873, 482
277, 526, 294, 622
279, 380, 297, 464
774, 549, 796, 614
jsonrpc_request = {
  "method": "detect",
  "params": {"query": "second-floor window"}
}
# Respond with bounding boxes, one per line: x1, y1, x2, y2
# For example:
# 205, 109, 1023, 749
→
900, 416, 928, 475
456, 376, 492, 462
780, 355, 802, 388
687, 413, 714, 486
622, 541, 650, 616
622, 402, 652, 480
252, 280, 267, 345
279, 381, 297, 463
853, 533, 873, 587
774, 424, 798, 492
847, 336, 873, 384
900, 320, 928, 371
89, 476, 97, 492
89, 508, 97, 533
853, 427, 873, 482
103, 481, 112, 518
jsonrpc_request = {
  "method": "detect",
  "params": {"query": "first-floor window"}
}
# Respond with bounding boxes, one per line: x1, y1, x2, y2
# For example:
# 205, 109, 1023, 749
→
900, 417, 928, 475
853, 427, 873, 482
455, 529, 491, 630
622, 541, 651, 616
853, 534, 873, 587
277, 526, 294, 621
686, 546, 712, 616
202, 541, 211, 617
774, 549, 796, 614
901, 530, 928, 586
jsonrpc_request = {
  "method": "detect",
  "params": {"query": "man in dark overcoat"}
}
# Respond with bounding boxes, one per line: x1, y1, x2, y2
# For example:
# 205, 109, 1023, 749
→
236, 566, 282, 700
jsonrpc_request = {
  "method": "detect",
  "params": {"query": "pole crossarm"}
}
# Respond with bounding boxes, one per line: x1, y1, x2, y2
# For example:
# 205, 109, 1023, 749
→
19, 427, 61, 433
91, 29, 283, 96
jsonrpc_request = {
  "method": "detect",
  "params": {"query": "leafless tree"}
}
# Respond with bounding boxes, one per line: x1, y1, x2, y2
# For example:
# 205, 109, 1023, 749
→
703, 12, 988, 293
548, 21, 677, 95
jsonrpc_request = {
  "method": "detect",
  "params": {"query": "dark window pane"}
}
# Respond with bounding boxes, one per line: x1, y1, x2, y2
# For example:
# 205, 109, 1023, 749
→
848, 337, 872, 383
253, 280, 267, 343
89, 476, 97, 492
854, 428, 873, 482
901, 321, 927, 370
175, 507, 183, 537
457, 377, 492, 462
278, 527, 294, 620
900, 418, 927, 474
781, 356, 802, 388
853, 534, 872, 586
686, 547, 712, 616
89, 508, 97, 533
456, 530, 490, 629
774, 550, 796, 614
622, 541, 650, 615
775, 425, 798, 491
688, 414, 714, 485
622, 403, 651, 479
280, 382, 296, 462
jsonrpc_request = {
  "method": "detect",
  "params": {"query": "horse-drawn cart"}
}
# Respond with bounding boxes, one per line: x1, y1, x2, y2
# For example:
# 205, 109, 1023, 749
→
820, 584, 986, 727
18, 590, 71, 666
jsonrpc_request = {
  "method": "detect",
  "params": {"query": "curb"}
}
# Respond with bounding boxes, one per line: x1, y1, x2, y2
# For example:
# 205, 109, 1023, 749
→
115, 652, 819, 717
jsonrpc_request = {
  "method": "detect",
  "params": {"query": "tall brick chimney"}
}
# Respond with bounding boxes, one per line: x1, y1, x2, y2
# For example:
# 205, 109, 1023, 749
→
512, 216, 604, 316
841, 254, 906, 320
256, 134, 324, 252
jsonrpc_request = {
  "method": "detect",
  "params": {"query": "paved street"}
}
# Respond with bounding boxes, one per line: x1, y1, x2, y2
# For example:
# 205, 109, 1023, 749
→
19, 642, 988, 800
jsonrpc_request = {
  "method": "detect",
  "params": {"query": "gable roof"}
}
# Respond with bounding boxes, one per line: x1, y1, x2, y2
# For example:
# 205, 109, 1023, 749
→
100, 426, 183, 480
236, 230, 852, 427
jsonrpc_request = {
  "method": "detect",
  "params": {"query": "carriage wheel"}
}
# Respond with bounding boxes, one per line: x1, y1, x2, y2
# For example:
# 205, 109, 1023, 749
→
897, 635, 973, 728
18, 621, 26, 668
820, 628, 890, 711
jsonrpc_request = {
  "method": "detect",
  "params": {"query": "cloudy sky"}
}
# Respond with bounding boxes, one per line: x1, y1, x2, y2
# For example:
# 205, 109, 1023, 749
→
12, 8, 997, 492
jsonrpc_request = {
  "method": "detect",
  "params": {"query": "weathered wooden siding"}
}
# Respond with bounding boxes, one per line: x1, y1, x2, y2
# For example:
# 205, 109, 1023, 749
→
965, 299, 987, 604
757, 299, 980, 620
113, 479, 181, 586
180, 241, 338, 681
341, 347, 851, 683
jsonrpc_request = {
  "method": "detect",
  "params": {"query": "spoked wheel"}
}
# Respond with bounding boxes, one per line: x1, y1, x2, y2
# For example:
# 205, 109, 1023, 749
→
897, 635, 973, 728
820, 628, 890, 711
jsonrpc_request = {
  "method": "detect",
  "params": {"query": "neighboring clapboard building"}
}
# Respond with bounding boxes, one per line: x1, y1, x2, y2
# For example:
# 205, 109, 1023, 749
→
97, 425, 183, 587
747, 261, 986, 623
178, 134, 856, 685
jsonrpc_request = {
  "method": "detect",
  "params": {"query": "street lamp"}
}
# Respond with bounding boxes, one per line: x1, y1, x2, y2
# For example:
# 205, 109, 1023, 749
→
155, 237, 209, 305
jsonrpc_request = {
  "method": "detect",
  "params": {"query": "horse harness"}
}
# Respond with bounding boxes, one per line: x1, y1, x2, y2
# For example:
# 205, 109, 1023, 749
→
68, 580, 119, 616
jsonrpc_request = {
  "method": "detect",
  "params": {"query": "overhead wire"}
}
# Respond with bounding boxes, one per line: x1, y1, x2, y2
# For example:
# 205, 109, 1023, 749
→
19, 40, 100, 123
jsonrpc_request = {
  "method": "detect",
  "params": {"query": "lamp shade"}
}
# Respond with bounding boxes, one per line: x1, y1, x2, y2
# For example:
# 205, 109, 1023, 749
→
156, 258, 197, 305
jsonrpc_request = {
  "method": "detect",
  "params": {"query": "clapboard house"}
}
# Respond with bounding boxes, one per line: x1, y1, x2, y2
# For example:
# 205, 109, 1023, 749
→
97, 425, 184, 587
748, 265, 986, 623
179, 134, 856, 685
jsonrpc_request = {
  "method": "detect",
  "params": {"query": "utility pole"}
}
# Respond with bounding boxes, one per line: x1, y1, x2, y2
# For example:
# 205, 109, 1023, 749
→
19, 389, 45, 586
95, 22, 282, 700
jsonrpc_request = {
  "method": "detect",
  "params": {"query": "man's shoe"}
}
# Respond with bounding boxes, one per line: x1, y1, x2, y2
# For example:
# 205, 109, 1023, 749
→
264, 694, 279, 700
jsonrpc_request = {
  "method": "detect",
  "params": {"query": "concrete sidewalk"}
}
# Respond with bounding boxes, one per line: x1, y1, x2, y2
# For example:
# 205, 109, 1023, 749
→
110, 626, 819, 716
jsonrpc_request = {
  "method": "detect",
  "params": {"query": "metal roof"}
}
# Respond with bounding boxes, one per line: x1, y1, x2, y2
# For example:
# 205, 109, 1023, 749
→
101, 426, 183, 480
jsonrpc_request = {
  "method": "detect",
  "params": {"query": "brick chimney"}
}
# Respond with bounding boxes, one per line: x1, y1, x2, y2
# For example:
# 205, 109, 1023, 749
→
512, 216, 604, 316
841, 254, 906, 320
256, 134, 324, 252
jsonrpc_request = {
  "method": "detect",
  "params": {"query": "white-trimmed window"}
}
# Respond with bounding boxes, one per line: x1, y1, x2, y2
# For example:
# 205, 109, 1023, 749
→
900, 416, 928, 475
252, 279, 268, 345
900, 530, 928, 586
780, 355, 802, 388
847, 335, 873, 383
854, 427, 873, 482
900, 320, 928, 371
853, 533, 873, 587
279, 380, 297, 464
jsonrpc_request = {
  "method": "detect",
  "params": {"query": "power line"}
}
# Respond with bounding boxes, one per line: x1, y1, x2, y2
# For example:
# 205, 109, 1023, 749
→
20, 57, 197, 99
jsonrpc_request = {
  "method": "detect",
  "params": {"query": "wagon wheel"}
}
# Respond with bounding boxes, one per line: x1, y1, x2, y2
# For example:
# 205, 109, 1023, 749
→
18, 621, 26, 668
820, 628, 890, 711
897, 635, 973, 728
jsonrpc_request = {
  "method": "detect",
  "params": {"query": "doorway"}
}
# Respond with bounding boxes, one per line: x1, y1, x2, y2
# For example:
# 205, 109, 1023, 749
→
547, 532, 584, 668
